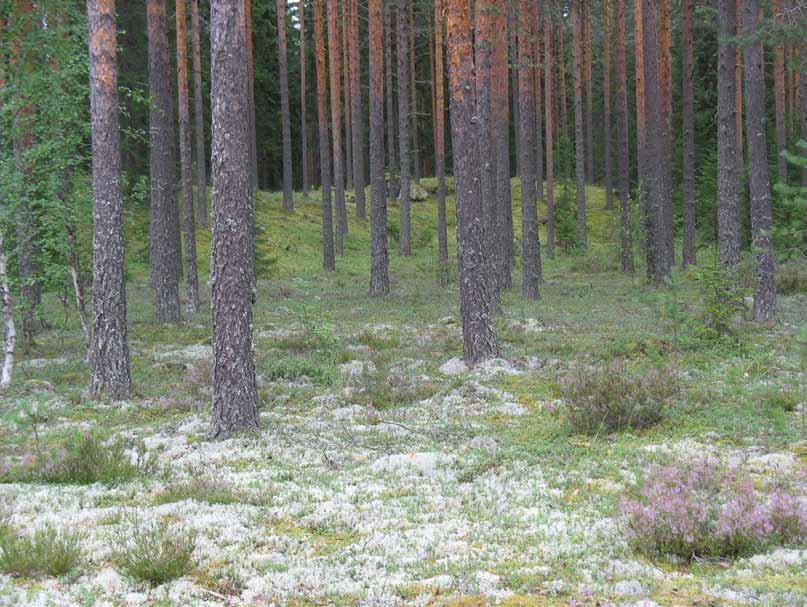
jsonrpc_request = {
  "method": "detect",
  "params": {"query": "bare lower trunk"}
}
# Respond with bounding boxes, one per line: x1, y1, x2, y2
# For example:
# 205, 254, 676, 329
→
772, 0, 787, 183
349, 0, 365, 218
278, 0, 294, 210
300, 1, 310, 201
314, 0, 335, 272
0, 235, 16, 389
681, 0, 697, 267
571, 1, 587, 247
493, 3, 513, 288
434, 0, 449, 282
614, 0, 633, 274
328, 0, 347, 254
397, 0, 412, 256
369, 0, 390, 296
742, 0, 776, 321
190, 0, 208, 226
717, 0, 742, 266
209, 0, 260, 438
385, 5, 397, 171
603, 0, 613, 211
446, 0, 498, 362
87, 0, 131, 399
544, 10, 555, 259
583, 0, 594, 184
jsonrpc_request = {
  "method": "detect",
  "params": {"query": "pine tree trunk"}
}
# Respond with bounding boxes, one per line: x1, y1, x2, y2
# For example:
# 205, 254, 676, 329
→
410, 0, 420, 182
493, 2, 513, 287
518, 0, 542, 300
314, 0, 336, 272
583, 0, 594, 184
328, 0, 348, 254
369, 0, 390, 296
278, 0, 294, 210
475, 0, 499, 307
658, 0, 674, 267
300, 0, 310, 201
349, 0, 366, 218
434, 0, 449, 282
603, 0, 613, 211
571, 0, 587, 247
533, 5, 543, 206
614, 0, 633, 274
735, 1, 744, 177
209, 0, 260, 438
244, 0, 258, 192
557, 19, 569, 139
385, 5, 397, 172
635, 0, 647, 268
717, 0, 742, 266
147, 0, 182, 323
446, 0, 499, 362
190, 0, 208, 226
773, 0, 787, 183
544, 8, 555, 259
397, 0, 412, 256
682, 0, 697, 268
642, 0, 671, 285
0, 234, 15, 389
87, 0, 131, 399
176, 0, 200, 314
510, 2, 520, 179
342, 0, 353, 193
742, 0, 776, 321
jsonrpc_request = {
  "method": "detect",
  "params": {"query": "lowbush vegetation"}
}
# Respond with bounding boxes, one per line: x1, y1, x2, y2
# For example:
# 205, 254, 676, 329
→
0, 525, 83, 578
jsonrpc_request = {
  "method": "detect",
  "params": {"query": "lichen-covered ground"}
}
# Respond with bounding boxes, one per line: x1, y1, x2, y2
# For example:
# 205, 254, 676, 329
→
1, 185, 806, 606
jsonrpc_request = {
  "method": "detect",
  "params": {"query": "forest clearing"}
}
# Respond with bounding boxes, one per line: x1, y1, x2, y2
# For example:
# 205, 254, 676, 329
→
1, 0, 807, 605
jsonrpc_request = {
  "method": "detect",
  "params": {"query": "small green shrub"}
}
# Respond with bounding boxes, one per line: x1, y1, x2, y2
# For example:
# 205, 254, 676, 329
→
561, 361, 679, 435
355, 330, 401, 351
264, 357, 332, 384
689, 266, 748, 339
114, 514, 196, 586
0, 526, 83, 577
357, 370, 439, 410
757, 386, 800, 413
153, 477, 240, 506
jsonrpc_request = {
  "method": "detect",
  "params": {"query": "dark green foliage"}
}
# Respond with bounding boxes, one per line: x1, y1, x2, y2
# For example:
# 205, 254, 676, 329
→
0, 526, 83, 578
265, 356, 333, 384
561, 362, 679, 435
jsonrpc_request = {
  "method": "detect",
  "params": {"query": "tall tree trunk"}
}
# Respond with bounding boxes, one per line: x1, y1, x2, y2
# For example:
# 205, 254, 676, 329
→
557, 19, 569, 139
603, 0, 613, 211
87, 0, 131, 399
278, 0, 294, 210
410, 0, 420, 181
571, 0, 587, 247
635, 0, 647, 269
475, 0, 499, 307
742, 0, 776, 321
342, 0, 353, 192
614, 0, 633, 273
583, 0, 594, 184
245, 0, 258, 192
328, 0, 348, 254
494, 2, 513, 287
773, 0, 787, 183
642, 0, 670, 284
434, 0, 449, 282
801, 43, 807, 190
658, 0, 674, 267
397, 0, 412, 256
717, 0, 742, 266
510, 3, 520, 178
681, 0, 697, 267
314, 0, 335, 271
176, 0, 200, 314
735, 0, 744, 177
190, 0, 208, 226
369, 0, 390, 295
518, 0, 542, 300
446, 0, 499, 362
349, 0, 366, 218
147, 0, 182, 323
0, 234, 15, 389
209, 0, 260, 438
300, 0, 310, 201
533, 4, 543, 207
385, 5, 397, 171
544, 8, 555, 259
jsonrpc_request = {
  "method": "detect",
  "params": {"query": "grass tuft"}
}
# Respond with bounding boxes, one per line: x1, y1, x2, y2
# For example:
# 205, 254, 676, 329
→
0, 525, 83, 578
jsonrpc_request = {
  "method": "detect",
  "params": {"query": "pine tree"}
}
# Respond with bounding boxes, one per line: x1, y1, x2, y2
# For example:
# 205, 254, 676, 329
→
397, 0, 412, 256
87, 0, 131, 399
300, 0, 310, 201
614, 0, 633, 273
433, 0, 449, 282
544, 6, 556, 258
773, 0, 787, 182
571, 0, 587, 247
209, 0, 260, 438
493, 1, 513, 286
681, 0, 697, 267
603, 0, 613, 211
314, 0, 335, 271
190, 0, 208, 226
278, 0, 294, 210
349, 0, 366, 218
328, 0, 348, 255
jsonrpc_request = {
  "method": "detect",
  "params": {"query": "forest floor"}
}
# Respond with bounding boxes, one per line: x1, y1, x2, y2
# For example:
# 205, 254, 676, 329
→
0, 181, 806, 607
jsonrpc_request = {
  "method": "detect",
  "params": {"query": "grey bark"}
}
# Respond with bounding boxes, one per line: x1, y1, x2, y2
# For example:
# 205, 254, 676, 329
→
190, 0, 208, 226
682, 0, 696, 267
209, 0, 260, 438
278, 0, 294, 210
314, 0, 336, 271
349, 0, 366, 218
300, 0, 310, 201
614, 0, 634, 273
328, 0, 348, 254
571, 0, 587, 247
397, 0, 412, 256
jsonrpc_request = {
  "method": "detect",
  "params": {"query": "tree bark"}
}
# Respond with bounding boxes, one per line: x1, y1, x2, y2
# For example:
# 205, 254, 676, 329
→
642, 0, 670, 285
278, 0, 294, 210
385, 5, 397, 171
349, 0, 366, 218
434, 0, 449, 282
544, 8, 555, 259
717, 0, 742, 266
773, 0, 787, 182
147, 0, 182, 323
735, 0, 744, 177
328, 0, 348, 254
300, 0, 310, 201
614, 0, 633, 273
410, 0, 420, 181
446, 0, 499, 362
190, 0, 208, 226
583, 0, 594, 184
658, 0, 674, 267
557, 19, 569, 139
314, 0, 335, 272
176, 0, 200, 314
571, 0, 587, 247
245, 0, 258, 193
742, 0, 776, 321
369, 0, 390, 295
603, 0, 613, 211
518, 0, 542, 300
681, 0, 697, 267
533, 4, 543, 207
209, 0, 260, 438
397, 0, 412, 256
493, 2, 513, 287
0, 234, 14, 389
87, 0, 132, 398
342, 0, 353, 192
